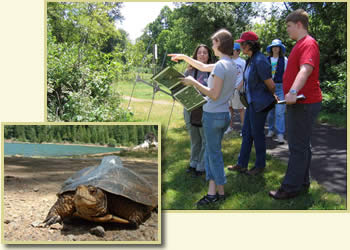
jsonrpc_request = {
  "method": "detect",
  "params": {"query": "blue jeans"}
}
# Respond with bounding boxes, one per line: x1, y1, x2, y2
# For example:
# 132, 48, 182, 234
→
183, 109, 205, 171
282, 103, 321, 192
237, 103, 269, 169
267, 83, 285, 135
202, 111, 230, 185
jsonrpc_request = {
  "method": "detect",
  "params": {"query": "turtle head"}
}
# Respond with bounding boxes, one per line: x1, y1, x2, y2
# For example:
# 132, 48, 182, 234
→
74, 185, 107, 217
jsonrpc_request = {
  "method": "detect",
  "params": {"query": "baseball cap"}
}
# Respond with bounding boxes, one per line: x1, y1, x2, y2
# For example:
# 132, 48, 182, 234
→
233, 43, 241, 50
235, 31, 259, 43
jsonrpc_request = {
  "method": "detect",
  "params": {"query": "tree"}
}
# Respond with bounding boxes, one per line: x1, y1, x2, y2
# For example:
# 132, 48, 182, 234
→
47, 2, 132, 122
254, 2, 347, 113
129, 126, 138, 145
137, 126, 145, 144
120, 126, 129, 145
139, 2, 256, 69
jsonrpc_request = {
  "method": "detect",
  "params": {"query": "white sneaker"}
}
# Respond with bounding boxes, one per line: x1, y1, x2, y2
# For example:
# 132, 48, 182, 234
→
277, 134, 285, 144
225, 127, 233, 134
266, 130, 274, 137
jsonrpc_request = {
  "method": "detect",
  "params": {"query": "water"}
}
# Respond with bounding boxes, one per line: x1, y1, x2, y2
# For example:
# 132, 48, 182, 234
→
4, 142, 122, 157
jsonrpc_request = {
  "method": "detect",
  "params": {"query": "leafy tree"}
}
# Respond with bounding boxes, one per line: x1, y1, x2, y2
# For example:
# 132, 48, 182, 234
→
107, 138, 117, 147
47, 2, 132, 122
139, 2, 256, 69
254, 2, 346, 113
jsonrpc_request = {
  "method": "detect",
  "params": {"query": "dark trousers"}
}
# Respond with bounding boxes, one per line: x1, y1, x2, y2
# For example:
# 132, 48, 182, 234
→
282, 102, 321, 192
237, 103, 269, 169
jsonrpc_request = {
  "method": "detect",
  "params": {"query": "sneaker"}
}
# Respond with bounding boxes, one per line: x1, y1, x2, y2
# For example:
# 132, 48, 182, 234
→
224, 126, 233, 134
191, 170, 204, 178
186, 166, 195, 174
277, 134, 285, 144
196, 194, 218, 206
227, 164, 247, 173
266, 130, 274, 137
247, 167, 265, 176
216, 193, 226, 201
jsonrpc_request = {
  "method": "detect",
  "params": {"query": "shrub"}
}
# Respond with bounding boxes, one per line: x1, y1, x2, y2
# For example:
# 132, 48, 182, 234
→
107, 138, 117, 147
320, 62, 347, 114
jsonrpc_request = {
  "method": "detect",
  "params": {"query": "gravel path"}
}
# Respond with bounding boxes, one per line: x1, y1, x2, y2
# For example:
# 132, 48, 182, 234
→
3, 156, 159, 243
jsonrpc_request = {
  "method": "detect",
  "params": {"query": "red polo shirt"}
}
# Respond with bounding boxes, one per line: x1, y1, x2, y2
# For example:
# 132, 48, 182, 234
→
283, 35, 322, 103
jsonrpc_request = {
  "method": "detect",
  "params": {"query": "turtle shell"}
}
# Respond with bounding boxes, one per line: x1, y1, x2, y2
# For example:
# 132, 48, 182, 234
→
59, 156, 157, 207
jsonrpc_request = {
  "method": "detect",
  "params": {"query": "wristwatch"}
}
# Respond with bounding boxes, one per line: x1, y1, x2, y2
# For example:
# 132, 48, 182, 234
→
289, 89, 297, 95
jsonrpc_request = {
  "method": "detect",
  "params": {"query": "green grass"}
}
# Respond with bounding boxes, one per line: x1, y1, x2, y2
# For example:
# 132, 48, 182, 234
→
318, 111, 346, 128
114, 76, 184, 125
162, 130, 345, 210
116, 78, 347, 210
113, 73, 175, 102
118, 148, 158, 159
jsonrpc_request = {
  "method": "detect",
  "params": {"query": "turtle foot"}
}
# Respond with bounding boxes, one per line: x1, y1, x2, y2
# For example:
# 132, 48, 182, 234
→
43, 214, 62, 227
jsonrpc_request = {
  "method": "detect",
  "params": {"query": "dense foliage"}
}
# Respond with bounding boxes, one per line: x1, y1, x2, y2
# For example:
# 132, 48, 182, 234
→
47, 2, 133, 121
47, 2, 346, 119
139, 2, 256, 67
4, 125, 158, 146
253, 2, 347, 113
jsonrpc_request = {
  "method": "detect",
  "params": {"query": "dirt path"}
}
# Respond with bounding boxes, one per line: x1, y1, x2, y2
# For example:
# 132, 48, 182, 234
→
123, 95, 181, 106
229, 113, 347, 197
3, 156, 159, 243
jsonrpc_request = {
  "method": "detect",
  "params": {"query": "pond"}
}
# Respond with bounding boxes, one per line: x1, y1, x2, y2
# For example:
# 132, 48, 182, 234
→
4, 142, 122, 157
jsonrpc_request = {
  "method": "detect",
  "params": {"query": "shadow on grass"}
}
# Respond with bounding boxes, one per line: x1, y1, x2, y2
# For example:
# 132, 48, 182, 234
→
162, 128, 346, 210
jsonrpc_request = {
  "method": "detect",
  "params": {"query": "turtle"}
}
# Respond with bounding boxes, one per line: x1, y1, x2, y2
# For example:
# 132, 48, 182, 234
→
43, 156, 157, 227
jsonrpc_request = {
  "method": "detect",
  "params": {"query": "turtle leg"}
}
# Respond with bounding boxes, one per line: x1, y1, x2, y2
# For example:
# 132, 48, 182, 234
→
110, 215, 130, 224
43, 214, 62, 226
73, 212, 130, 224
107, 194, 152, 226
43, 192, 75, 226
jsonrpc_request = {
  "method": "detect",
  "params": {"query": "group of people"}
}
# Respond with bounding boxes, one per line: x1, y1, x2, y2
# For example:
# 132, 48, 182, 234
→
169, 9, 322, 206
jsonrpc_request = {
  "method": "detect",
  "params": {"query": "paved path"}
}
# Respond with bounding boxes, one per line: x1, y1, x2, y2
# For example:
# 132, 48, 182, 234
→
230, 112, 347, 197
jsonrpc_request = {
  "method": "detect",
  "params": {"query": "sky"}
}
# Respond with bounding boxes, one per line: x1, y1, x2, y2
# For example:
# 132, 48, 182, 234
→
117, 2, 285, 43
118, 2, 175, 43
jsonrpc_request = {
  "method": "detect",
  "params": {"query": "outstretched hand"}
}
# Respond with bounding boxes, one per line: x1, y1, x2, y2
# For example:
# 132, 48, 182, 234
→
168, 53, 186, 62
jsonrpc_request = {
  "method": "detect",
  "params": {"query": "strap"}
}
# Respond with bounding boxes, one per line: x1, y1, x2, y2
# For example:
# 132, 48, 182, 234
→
194, 68, 198, 80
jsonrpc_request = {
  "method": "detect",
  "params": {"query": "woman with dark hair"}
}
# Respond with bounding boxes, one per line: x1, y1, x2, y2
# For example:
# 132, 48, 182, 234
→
227, 31, 276, 176
169, 29, 237, 206
183, 44, 213, 177
265, 39, 288, 144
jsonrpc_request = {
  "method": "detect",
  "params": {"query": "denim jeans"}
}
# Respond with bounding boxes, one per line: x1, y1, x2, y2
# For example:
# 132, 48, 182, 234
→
184, 109, 205, 171
282, 102, 321, 192
267, 83, 285, 135
237, 103, 269, 169
202, 111, 230, 185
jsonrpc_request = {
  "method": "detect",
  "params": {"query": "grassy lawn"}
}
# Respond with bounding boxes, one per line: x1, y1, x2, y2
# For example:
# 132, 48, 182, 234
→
113, 73, 175, 102
115, 78, 346, 210
162, 129, 345, 210
318, 111, 346, 128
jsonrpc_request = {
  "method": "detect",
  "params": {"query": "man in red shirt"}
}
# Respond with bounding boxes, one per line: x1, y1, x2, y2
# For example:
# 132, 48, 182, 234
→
269, 9, 322, 199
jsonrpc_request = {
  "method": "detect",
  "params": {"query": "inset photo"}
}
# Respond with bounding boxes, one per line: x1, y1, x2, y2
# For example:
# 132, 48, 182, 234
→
2, 123, 160, 244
